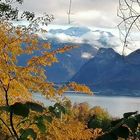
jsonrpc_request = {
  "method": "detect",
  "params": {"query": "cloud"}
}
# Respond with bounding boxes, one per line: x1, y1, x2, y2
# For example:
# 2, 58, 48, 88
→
43, 25, 140, 55
17, 0, 119, 28
51, 33, 83, 43
72, 10, 117, 27
81, 52, 94, 59
42, 25, 122, 53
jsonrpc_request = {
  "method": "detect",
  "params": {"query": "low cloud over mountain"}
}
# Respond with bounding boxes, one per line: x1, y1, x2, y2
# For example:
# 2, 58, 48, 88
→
72, 48, 140, 96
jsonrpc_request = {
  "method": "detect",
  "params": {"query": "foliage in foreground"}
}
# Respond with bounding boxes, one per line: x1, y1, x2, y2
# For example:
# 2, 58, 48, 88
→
0, 100, 106, 140
97, 111, 140, 140
0, 99, 140, 140
0, 20, 92, 140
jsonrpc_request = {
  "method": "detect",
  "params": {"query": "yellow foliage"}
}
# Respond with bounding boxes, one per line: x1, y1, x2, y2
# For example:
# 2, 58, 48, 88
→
89, 106, 110, 120
45, 118, 101, 140
57, 86, 69, 95
0, 21, 87, 106
42, 43, 51, 49
0, 21, 94, 140
73, 102, 90, 122
68, 82, 93, 95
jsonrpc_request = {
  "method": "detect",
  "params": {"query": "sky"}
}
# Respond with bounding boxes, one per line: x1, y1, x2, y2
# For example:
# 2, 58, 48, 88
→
18, 0, 120, 28
16, 0, 140, 54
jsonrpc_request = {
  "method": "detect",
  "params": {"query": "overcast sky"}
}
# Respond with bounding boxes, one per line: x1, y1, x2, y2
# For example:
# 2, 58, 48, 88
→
18, 0, 120, 28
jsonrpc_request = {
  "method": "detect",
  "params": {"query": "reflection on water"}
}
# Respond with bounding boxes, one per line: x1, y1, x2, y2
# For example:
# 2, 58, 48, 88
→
33, 93, 140, 117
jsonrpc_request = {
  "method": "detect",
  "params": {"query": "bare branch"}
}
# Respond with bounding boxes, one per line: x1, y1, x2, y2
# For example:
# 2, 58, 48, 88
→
118, 0, 140, 55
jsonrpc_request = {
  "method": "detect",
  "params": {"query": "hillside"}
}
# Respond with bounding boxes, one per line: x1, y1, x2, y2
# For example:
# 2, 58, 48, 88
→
72, 48, 140, 96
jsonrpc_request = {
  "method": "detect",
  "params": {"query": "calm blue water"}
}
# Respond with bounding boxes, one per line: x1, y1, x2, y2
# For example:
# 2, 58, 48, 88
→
33, 93, 140, 117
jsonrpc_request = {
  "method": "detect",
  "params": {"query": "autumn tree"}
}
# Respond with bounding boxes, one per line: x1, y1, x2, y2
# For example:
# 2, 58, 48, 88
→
0, 19, 93, 139
44, 102, 102, 140
0, 10, 91, 140
0, 0, 93, 139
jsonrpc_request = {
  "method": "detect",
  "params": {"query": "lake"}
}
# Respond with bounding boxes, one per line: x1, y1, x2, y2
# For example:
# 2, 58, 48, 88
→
33, 93, 140, 117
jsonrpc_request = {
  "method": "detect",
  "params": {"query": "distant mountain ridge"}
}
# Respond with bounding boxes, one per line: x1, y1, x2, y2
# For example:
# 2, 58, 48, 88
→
72, 48, 140, 96
43, 26, 121, 83
49, 26, 91, 37
18, 26, 121, 83
18, 39, 97, 83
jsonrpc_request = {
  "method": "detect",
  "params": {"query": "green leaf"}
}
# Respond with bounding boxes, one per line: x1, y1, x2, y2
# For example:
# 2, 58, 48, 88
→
17, 119, 30, 128
96, 133, 117, 140
113, 126, 129, 139
53, 109, 61, 118
135, 114, 140, 123
10, 103, 29, 117
88, 118, 102, 129
54, 103, 66, 114
43, 115, 52, 123
34, 116, 46, 133
123, 111, 138, 118
26, 102, 44, 113
20, 128, 37, 140
48, 106, 54, 113
111, 118, 123, 127
49, 103, 66, 118
125, 118, 138, 132
0, 106, 10, 112
36, 122, 46, 133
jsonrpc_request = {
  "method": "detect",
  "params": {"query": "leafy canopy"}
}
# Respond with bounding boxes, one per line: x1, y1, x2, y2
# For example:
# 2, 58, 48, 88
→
0, 20, 92, 139
0, 20, 92, 105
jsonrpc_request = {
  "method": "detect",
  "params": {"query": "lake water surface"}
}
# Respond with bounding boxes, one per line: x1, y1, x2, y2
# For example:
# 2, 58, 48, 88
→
33, 93, 140, 117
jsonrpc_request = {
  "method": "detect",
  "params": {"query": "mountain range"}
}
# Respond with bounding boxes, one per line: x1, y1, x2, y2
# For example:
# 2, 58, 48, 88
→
17, 25, 140, 96
72, 48, 140, 96
42, 26, 121, 83
18, 26, 119, 83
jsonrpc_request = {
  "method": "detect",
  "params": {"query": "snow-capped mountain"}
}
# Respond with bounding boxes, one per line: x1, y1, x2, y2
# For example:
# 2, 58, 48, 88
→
49, 27, 91, 37
40, 26, 122, 82
45, 26, 121, 51
72, 48, 140, 96
18, 25, 123, 83
13, 22, 140, 96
